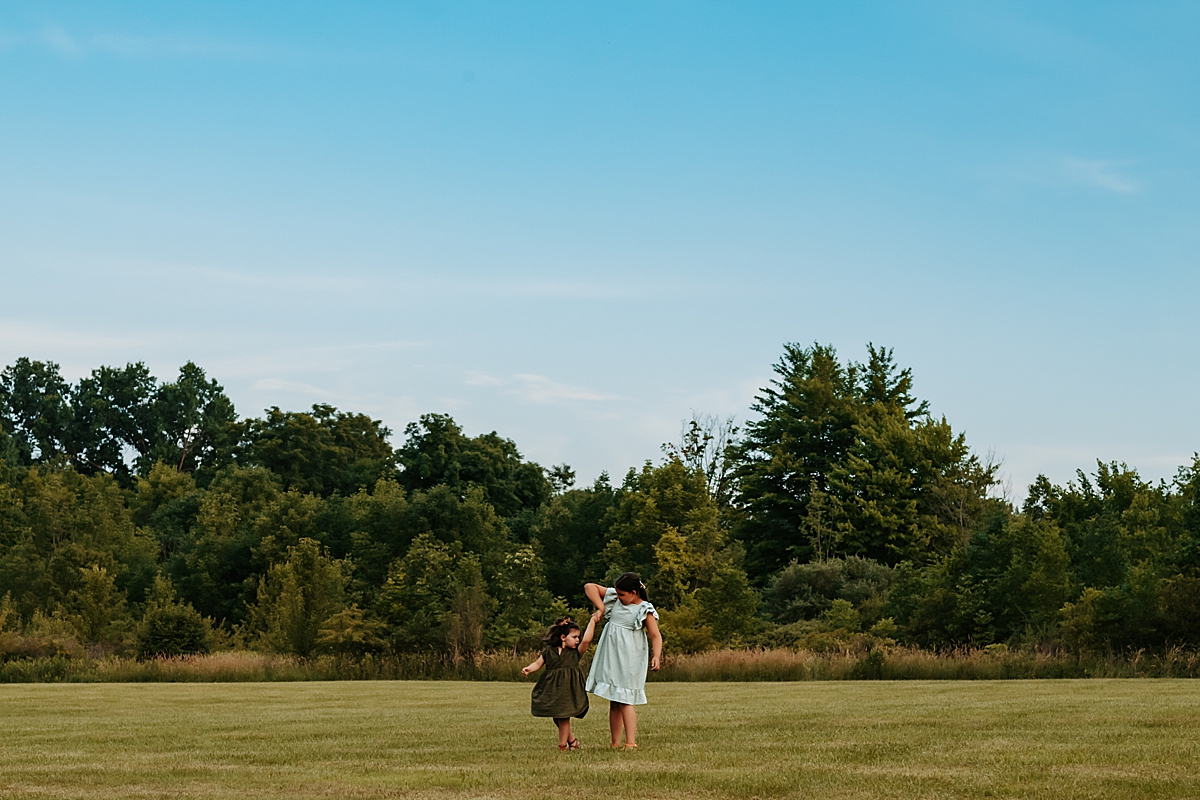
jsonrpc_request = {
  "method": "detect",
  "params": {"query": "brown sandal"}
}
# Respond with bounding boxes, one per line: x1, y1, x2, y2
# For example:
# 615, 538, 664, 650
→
567, 737, 580, 750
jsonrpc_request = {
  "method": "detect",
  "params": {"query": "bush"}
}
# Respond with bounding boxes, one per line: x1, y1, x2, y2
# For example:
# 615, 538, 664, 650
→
762, 557, 893, 625
139, 603, 210, 657
657, 605, 716, 654
849, 648, 885, 679
0, 611, 85, 662
136, 577, 211, 658
314, 606, 387, 657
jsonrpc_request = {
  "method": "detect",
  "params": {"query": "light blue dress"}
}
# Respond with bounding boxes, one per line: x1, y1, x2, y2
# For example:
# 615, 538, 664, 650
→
585, 587, 659, 705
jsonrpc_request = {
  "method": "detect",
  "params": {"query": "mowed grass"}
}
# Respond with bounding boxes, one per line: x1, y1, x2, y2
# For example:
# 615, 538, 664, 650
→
1, 680, 1198, 799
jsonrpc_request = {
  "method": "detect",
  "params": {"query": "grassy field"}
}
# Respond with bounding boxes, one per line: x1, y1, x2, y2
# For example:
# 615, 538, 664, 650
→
1, 680, 1198, 799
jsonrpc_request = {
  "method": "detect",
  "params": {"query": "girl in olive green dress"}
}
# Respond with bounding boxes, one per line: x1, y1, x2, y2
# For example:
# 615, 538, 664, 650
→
521, 610, 603, 750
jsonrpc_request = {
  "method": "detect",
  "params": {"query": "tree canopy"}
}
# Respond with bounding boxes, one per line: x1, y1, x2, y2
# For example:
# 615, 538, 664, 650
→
1, 346, 1197, 661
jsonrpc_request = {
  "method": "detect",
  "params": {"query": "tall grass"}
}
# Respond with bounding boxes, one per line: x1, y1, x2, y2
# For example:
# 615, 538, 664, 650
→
651, 646, 1200, 681
0, 650, 530, 684
2, 646, 1197, 683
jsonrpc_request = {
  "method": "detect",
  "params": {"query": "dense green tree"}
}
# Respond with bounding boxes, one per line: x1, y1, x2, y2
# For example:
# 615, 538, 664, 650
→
68, 362, 159, 482
343, 478, 410, 603
0, 466, 156, 619
590, 458, 759, 641
761, 556, 894, 626
401, 484, 509, 570
248, 537, 346, 656
137, 576, 211, 657
1020, 461, 1197, 650
150, 363, 239, 478
376, 533, 493, 654
132, 463, 201, 561
532, 474, 617, 602
601, 459, 712, 584
1, 359, 237, 485
487, 545, 554, 647
887, 511, 1070, 647
314, 605, 388, 656
0, 358, 72, 465
735, 343, 994, 577
239, 404, 394, 497
165, 465, 281, 624
733, 344, 863, 576
61, 564, 131, 647
397, 413, 549, 518
250, 490, 338, 568
832, 411, 997, 565
4, 351, 1200, 659
1024, 463, 1181, 592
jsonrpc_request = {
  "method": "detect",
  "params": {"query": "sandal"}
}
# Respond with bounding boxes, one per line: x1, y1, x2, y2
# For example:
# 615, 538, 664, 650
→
567, 737, 581, 750
558, 743, 569, 751
621, 743, 638, 752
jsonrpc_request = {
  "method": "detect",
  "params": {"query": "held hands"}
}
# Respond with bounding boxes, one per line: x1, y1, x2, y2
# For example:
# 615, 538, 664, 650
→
520, 666, 532, 677
590, 608, 604, 624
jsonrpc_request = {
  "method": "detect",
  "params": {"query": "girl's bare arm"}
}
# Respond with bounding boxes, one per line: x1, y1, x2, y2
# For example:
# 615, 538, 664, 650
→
584, 582, 608, 611
577, 609, 603, 655
520, 654, 544, 677
645, 613, 663, 671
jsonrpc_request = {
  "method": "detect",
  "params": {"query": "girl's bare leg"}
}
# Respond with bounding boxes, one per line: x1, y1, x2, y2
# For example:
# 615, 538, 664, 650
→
555, 718, 571, 748
621, 704, 638, 746
609, 702, 624, 747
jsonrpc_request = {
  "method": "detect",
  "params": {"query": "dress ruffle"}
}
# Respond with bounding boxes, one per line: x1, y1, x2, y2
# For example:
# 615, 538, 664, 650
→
587, 680, 647, 705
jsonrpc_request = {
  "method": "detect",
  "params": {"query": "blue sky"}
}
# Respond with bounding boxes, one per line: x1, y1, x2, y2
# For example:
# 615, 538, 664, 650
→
2, 2, 1197, 497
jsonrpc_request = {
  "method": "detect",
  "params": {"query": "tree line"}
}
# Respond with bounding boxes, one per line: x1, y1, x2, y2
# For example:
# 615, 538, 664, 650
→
0, 344, 1197, 663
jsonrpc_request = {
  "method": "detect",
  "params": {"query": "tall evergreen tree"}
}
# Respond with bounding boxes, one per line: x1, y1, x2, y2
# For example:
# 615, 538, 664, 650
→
733, 343, 861, 577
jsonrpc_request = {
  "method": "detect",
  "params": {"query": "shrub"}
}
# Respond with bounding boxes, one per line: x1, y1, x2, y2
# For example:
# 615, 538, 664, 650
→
137, 577, 211, 658
0, 611, 85, 662
762, 557, 893, 625
315, 606, 387, 657
657, 605, 716, 654
249, 538, 346, 656
139, 603, 210, 657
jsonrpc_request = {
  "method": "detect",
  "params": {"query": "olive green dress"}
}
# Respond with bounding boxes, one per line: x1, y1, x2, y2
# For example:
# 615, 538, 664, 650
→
531, 646, 589, 719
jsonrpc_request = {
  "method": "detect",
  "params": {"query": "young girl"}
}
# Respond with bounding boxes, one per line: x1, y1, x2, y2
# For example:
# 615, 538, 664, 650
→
584, 572, 663, 751
521, 610, 603, 750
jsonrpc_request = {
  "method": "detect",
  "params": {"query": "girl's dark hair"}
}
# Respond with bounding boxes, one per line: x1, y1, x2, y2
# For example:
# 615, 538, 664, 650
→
614, 572, 648, 602
542, 617, 582, 648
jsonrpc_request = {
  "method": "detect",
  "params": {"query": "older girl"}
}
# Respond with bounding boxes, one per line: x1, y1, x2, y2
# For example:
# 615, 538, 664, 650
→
583, 572, 663, 751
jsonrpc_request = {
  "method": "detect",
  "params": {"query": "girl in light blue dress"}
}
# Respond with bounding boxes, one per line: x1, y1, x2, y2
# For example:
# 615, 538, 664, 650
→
583, 572, 663, 751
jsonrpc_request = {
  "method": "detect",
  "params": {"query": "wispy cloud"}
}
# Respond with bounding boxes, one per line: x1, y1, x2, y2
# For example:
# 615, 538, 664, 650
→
104, 258, 667, 302
115, 260, 374, 295
978, 154, 1142, 196
464, 371, 504, 386
0, 320, 146, 354
1063, 157, 1138, 194
251, 378, 335, 399
0, 24, 288, 62
939, 4, 1103, 67
509, 374, 617, 404
463, 371, 619, 404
